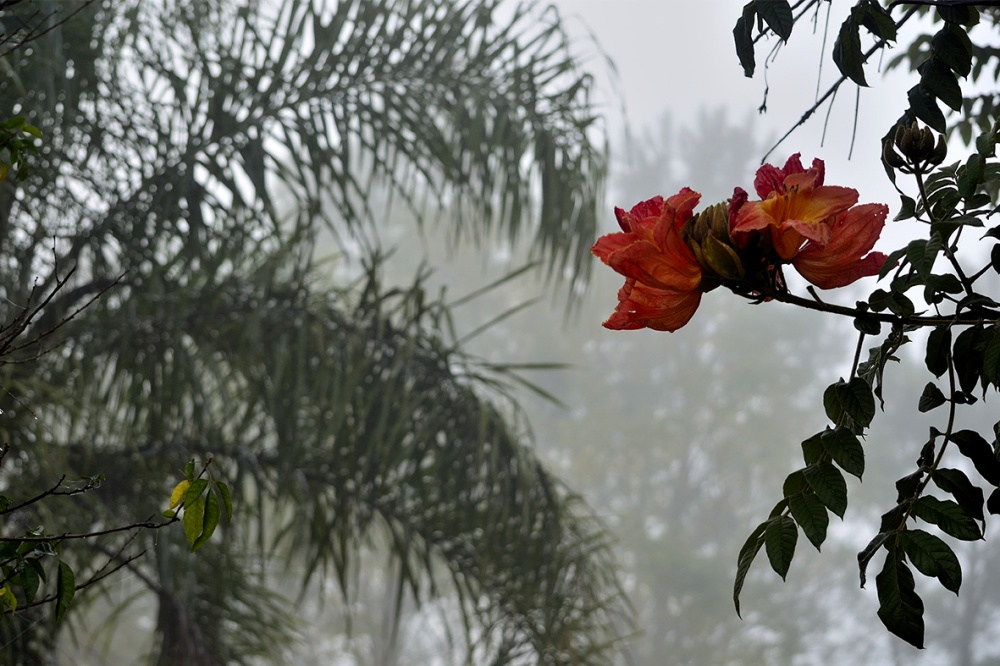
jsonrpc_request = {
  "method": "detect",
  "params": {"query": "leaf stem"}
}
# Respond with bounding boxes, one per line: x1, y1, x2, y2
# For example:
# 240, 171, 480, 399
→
757, 286, 997, 327
913, 171, 976, 297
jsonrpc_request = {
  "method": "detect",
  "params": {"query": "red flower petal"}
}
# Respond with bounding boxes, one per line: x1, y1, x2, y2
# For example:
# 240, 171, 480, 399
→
615, 196, 665, 232
594, 189, 705, 332
602, 279, 703, 332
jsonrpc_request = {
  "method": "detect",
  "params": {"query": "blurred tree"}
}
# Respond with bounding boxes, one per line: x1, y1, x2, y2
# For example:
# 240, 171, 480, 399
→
0, 0, 631, 663
451, 108, 1000, 665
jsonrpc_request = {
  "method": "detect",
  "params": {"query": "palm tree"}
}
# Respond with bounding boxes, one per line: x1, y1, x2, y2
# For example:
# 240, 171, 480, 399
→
0, 0, 629, 663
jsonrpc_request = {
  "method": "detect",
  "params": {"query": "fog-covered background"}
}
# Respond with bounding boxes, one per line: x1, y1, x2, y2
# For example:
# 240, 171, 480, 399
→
2, 1, 997, 664
363, 2, 1000, 664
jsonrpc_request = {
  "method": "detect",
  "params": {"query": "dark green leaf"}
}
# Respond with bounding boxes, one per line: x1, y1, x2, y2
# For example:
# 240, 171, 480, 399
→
183, 478, 209, 507
804, 462, 848, 518
912, 495, 982, 540
734, 8, 756, 78
821, 427, 865, 479
27, 557, 46, 584
183, 459, 195, 482
788, 492, 829, 550
938, 5, 979, 26
881, 502, 910, 532
900, 529, 962, 594
977, 130, 996, 158
965, 153, 985, 186
896, 470, 924, 502
956, 293, 1000, 313
932, 216, 984, 234
858, 531, 891, 587
824, 377, 876, 428
987, 488, 1000, 515
876, 545, 925, 648
908, 84, 947, 133
858, 326, 908, 410
918, 382, 947, 412
861, 0, 896, 41
869, 289, 891, 311
183, 496, 207, 550
854, 313, 882, 335
925, 326, 951, 378
905, 237, 941, 279
192, 490, 221, 551
887, 291, 916, 317
991, 244, 1000, 274
755, 0, 793, 41
931, 24, 973, 78
801, 433, 824, 466
925, 274, 964, 301
768, 499, 789, 519
734, 521, 767, 617
833, 15, 868, 86
894, 195, 917, 221
931, 188, 962, 220
783, 470, 807, 496
764, 515, 798, 580
953, 326, 984, 394
54, 561, 75, 624
919, 438, 936, 468
919, 57, 963, 112
982, 324, 1000, 388
932, 468, 985, 523
214, 481, 234, 521
950, 429, 1000, 485
880, 248, 907, 279
16, 564, 40, 604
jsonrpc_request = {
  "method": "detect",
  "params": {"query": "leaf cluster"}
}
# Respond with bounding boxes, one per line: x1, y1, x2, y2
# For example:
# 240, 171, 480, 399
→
726, 3, 1000, 649
733, 0, 895, 84
733, 108, 1000, 649
0, 272, 208, 655
166, 459, 232, 553
0, 116, 40, 181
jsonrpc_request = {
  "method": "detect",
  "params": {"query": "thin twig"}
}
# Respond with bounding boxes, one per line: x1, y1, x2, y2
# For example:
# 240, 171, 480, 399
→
761, 6, 922, 163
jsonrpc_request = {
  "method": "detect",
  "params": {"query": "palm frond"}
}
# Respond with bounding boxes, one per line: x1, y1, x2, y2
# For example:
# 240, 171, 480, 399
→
0, 0, 627, 662
1, 0, 606, 293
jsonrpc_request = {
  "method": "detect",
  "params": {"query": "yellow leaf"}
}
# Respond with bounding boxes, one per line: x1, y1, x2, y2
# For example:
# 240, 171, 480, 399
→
169, 480, 191, 510
0, 585, 16, 612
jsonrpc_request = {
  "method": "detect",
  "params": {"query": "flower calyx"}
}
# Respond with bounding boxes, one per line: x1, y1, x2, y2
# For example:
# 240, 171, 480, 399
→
684, 202, 745, 282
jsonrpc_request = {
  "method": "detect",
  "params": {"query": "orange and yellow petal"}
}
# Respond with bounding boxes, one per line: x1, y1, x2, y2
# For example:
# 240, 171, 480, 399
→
734, 184, 858, 259
792, 203, 889, 289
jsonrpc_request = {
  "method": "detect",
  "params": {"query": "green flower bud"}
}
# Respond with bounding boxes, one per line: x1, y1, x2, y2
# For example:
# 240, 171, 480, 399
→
683, 202, 745, 281
885, 122, 947, 172
930, 134, 948, 166
882, 134, 906, 170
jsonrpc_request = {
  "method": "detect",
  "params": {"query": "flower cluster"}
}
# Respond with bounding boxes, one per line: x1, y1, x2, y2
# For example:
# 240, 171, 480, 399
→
592, 155, 889, 331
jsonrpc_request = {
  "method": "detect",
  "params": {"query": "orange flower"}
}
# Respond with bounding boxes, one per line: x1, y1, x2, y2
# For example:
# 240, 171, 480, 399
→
792, 203, 889, 289
601, 280, 702, 332
733, 154, 858, 260
592, 189, 703, 331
